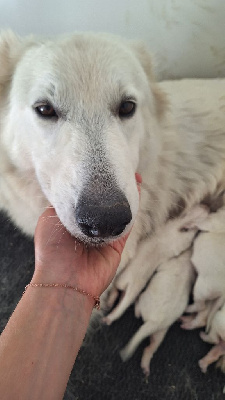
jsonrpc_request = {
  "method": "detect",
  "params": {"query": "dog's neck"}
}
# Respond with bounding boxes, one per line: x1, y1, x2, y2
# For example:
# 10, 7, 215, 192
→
138, 106, 225, 237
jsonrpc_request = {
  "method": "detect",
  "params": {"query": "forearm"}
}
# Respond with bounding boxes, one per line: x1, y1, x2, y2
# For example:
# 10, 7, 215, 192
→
0, 285, 93, 400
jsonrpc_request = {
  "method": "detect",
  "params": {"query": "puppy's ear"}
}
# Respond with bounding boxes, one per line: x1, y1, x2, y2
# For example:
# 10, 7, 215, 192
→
130, 41, 168, 118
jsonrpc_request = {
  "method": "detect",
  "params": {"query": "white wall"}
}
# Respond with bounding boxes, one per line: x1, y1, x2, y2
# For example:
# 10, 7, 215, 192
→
0, 0, 225, 79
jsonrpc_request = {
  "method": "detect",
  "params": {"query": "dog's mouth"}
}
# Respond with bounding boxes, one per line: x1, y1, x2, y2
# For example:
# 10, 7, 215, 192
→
76, 232, 121, 247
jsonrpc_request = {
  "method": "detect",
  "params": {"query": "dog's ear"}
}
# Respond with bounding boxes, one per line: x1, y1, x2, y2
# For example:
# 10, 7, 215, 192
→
0, 31, 22, 86
0, 30, 35, 92
130, 41, 168, 118
130, 41, 156, 82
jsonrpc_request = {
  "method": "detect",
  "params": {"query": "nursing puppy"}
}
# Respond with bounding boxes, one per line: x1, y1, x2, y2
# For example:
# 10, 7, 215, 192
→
120, 250, 195, 376
103, 205, 208, 325
198, 303, 225, 373
1, 31, 225, 275
181, 205, 225, 331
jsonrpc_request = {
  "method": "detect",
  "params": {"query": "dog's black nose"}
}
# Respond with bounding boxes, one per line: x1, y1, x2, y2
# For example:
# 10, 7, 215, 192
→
75, 190, 132, 239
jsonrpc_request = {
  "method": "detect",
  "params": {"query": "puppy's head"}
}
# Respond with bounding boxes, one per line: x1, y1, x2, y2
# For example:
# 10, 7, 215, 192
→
1, 32, 165, 244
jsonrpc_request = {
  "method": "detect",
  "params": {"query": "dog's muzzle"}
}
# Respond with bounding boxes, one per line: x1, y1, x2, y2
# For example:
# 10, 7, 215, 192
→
75, 188, 132, 240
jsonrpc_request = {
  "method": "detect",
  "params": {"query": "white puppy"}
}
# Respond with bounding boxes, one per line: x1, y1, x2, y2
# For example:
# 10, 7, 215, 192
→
103, 205, 208, 325
198, 302, 225, 373
181, 205, 225, 330
119, 250, 195, 376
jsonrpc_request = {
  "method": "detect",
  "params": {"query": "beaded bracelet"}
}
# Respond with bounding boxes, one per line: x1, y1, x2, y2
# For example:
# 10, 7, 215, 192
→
24, 283, 100, 310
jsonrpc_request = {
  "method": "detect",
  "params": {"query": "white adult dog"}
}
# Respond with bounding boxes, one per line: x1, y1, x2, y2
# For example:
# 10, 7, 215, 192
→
0, 31, 225, 272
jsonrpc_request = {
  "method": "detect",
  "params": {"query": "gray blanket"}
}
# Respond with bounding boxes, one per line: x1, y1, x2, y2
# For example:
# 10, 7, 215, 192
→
0, 211, 224, 400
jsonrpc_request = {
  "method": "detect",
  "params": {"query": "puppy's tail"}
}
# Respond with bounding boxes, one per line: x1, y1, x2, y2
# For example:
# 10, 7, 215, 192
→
120, 321, 156, 362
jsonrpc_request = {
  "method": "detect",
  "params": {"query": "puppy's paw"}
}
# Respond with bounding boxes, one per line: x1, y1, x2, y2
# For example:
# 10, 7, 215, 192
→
102, 316, 113, 326
120, 347, 131, 362
141, 364, 150, 377
216, 355, 225, 373
105, 287, 120, 309
198, 358, 208, 373
180, 315, 196, 330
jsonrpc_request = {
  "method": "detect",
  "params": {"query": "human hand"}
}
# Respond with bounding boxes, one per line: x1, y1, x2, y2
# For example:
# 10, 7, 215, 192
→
33, 174, 141, 298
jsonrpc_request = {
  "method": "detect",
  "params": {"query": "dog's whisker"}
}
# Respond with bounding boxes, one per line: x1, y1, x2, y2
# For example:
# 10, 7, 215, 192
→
74, 241, 77, 252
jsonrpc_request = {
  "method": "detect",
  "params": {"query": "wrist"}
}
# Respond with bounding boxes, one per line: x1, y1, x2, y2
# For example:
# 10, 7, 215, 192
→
32, 263, 102, 298
26, 282, 100, 310
30, 271, 99, 311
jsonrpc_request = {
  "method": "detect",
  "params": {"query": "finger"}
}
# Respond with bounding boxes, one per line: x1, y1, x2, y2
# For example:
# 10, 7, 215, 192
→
110, 230, 130, 256
40, 204, 57, 219
135, 172, 142, 185
135, 172, 142, 195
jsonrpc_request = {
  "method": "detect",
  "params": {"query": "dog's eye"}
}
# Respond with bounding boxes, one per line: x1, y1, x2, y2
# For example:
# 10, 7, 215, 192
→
119, 101, 136, 118
34, 103, 57, 118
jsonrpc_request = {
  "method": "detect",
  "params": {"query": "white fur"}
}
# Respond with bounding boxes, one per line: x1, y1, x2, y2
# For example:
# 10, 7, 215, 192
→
1, 32, 225, 333
119, 250, 195, 376
198, 303, 225, 373
1, 31, 225, 248
183, 205, 225, 331
103, 205, 208, 325
180, 300, 217, 331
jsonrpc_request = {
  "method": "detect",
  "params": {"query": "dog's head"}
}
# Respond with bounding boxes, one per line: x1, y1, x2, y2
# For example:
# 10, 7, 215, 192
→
0, 31, 166, 244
